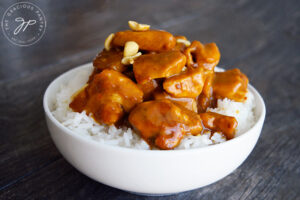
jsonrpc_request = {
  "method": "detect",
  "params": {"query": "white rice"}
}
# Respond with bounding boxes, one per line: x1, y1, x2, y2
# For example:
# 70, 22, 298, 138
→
207, 91, 255, 137
51, 69, 256, 150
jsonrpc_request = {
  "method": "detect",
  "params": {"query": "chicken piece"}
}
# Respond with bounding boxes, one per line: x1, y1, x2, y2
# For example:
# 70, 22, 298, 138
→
93, 49, 126, 72
129, 100, 203, 149
70, 69, 143, 125
133, 51, 186, 84
85, 93, 124, 124
88, 49, 126, 83
184, 41, 220, 71
199, 112, 238, 139
197, 71, 215, 112
163, 68, 205, 98
154, 90, 197, 112
87, 69, 144, 111
173, 36, 189, 52
138, 79, 159, 100
182, 41, 219, 111
213, 68, 249, 102
112, 30, 176, 51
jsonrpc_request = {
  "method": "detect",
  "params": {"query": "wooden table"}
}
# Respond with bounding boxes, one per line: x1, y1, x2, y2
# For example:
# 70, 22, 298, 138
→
1, 0, 299, 199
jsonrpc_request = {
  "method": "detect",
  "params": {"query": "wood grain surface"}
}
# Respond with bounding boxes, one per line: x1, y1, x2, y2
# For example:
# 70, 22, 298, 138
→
0, 0, 299, 199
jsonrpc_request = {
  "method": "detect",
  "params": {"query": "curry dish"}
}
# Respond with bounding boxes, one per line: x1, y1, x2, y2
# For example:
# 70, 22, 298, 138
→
69, 21, 249, 150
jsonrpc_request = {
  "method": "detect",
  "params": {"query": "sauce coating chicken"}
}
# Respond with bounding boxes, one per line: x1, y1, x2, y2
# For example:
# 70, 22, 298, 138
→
69, 21, 250, 150
213, 68, 249, 102
173, 36, 189, 52
197, 71, 215, 112
112, 30, 176, 51
129, 100, 203, 149
93, 49, 126, 72
89, 49, 126, 83
184, 41, 221, 112
133, 51, 186, 84
163, 68, 205, 98
199, 112, 238, 139
70, 69, 143, 124
184, 41, 220, 70
154, 90, 197, 112
138, 79, 159, 100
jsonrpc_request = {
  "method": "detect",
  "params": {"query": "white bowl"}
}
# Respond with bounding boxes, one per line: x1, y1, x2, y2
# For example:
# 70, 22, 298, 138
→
43, 63, 266, 195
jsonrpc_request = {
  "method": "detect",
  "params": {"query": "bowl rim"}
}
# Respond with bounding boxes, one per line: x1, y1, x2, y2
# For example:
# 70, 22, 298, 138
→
43, 62, 266, 154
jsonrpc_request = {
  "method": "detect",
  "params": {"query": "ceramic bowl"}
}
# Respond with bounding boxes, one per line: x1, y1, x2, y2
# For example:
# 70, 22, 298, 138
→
43, 63, 266, 195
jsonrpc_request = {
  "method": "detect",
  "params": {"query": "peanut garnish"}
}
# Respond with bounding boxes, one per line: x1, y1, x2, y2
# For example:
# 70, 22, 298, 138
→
124, 41, 139, 57
121, 52, 142, 65
176, 38, 191, 47
128, 20, 150, 31
104, 33, 115, 51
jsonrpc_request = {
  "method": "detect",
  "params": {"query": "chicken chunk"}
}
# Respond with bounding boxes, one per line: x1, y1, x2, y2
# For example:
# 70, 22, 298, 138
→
87, 69, 143, 111
138, 79, 159, 100
85, 93, 124, 125
93, 49, 126, 72
154, 90, 197, 112
184, 41, 220, 71
129, 100, 203, 149
197, 71, 215, 112
112, 30, 176, 51
173, 35, 189, 52
88, 49, 126, 83
213, 68, 249, 102
133, 51, 186, 84
70, 69, 143, 125
183, 41, 220, 111
199, 112, 238, 139
163, 68, 205, 98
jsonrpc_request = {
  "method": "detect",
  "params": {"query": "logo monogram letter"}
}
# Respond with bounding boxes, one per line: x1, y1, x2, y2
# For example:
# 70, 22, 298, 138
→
13, 17, 36, 35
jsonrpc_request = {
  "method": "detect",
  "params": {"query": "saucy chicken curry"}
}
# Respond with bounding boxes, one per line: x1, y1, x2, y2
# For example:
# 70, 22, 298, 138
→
69, 21, 249, 150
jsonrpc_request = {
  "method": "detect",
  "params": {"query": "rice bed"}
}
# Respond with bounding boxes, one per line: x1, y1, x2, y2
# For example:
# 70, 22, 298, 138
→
52, 69, 256, 150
